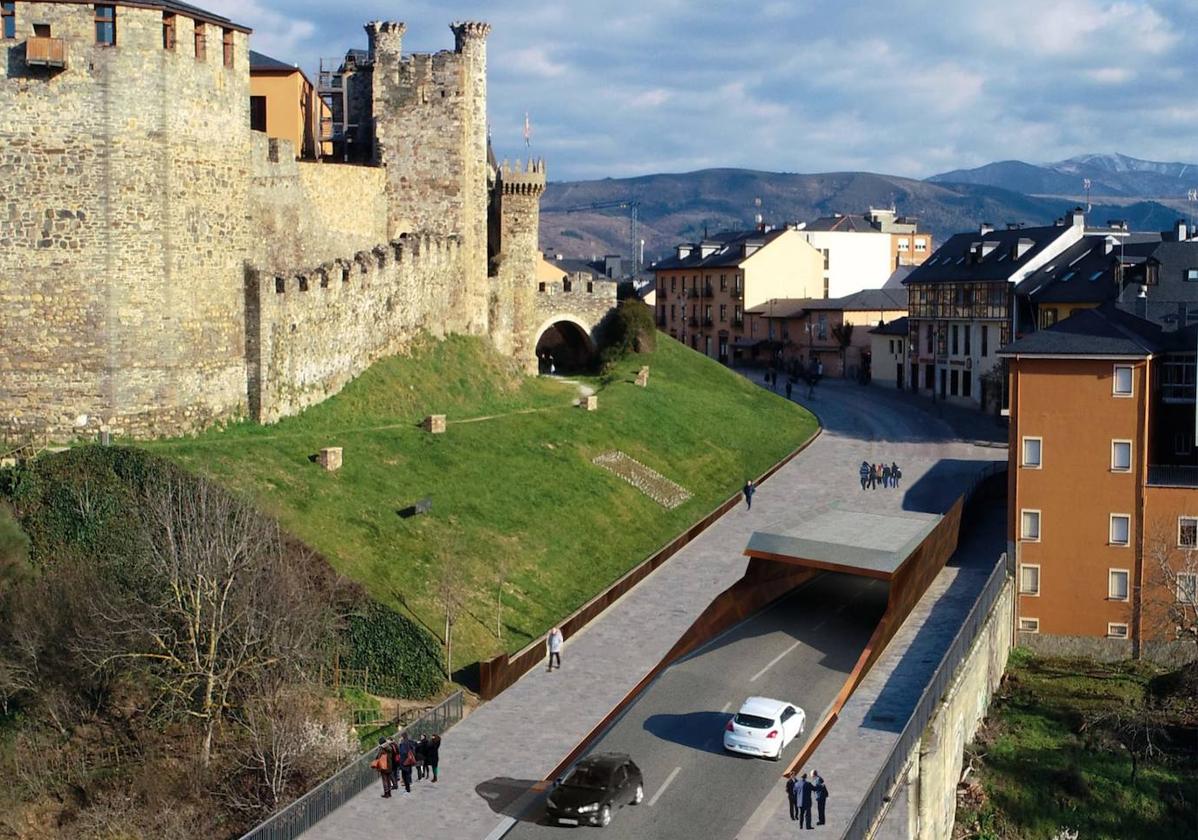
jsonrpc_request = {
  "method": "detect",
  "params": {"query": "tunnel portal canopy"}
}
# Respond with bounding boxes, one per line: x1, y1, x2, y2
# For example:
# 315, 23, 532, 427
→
744, 509, 943, 580
535, 319, 595, 374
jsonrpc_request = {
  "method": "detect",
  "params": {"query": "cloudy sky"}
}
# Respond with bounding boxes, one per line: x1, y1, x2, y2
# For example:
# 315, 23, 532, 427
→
207, 0, 1196, 182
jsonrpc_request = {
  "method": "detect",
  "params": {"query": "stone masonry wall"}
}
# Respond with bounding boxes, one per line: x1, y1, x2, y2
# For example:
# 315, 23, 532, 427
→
249, 134, 387, 274
369, 22, 490, 337
247, 234, 464, 422
0, 2, 251, 438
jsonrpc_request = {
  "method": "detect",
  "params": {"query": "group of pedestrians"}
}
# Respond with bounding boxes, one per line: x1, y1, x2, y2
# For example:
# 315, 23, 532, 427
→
858, 461, 901, 490
373, 730, 442, 798
786, 770, 829, 829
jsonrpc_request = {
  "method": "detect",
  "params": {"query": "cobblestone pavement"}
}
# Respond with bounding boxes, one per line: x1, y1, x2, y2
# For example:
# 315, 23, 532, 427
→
300, 375, 1005, 840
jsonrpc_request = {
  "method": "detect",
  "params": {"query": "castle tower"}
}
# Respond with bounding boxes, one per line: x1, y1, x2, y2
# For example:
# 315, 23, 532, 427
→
369, 20, 492, 336
491, 159, 547, 360
0, 1, 253, 438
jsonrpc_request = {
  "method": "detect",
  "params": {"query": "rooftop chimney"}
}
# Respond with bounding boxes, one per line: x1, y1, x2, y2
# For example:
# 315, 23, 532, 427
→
1135, 284, 1148, 319
676, 244, 693, 259
1175, 219, 1188, 241
1069, 207, 1086, 228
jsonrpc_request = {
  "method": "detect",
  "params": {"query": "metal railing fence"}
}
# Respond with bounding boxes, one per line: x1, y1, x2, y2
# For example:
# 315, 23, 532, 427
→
844, 560, 1009, 840
237, 691, 464, 840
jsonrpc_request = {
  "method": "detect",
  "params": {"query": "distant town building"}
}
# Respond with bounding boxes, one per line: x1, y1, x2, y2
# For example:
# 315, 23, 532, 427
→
792, 208, 932, 299
250, 50, 331, 160
902, 211, 1088, 409
869, 316, 910, 389
744, 289, 906, 378
652, 229, 823, 365
1001, 239, 1198, 662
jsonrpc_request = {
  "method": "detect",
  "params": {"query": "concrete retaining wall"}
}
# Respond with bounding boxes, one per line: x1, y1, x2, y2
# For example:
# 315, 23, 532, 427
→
875, 577, 1014, 839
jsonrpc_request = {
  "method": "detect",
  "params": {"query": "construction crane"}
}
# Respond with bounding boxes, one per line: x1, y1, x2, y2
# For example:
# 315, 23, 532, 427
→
556, 200, 642, 279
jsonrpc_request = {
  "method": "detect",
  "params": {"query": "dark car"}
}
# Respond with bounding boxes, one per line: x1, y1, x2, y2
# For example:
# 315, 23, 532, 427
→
545, 753, 644, 828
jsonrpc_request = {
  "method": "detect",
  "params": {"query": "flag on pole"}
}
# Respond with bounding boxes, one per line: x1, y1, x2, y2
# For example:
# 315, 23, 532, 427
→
523, 112, 532, 148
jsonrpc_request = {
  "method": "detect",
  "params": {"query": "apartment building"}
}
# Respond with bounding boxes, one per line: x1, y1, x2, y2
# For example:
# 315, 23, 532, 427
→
1002, 289, 1198, 663
903, 211, 1087, 409
743, 289, 906, 378
652, 229, 823, 364
250, 50, 330, 160
793, 209, 932, 298
870, 317, 910, 389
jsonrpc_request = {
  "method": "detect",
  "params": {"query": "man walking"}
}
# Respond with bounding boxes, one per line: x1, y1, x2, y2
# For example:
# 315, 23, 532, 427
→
373, 737, 394, 798
891, 462, 902, 489
785, 774, 799, 821
859, 461, 870, 490
743, 478, 756, 510
798, 772, 814, 829
415, 734, 428, 781
813, 770, 829, 825
785, 380, 793, 401
547, 626, 564, 671
882, 463, 892, 489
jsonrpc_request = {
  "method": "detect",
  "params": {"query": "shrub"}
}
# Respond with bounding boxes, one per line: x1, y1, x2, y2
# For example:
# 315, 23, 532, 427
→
600, 299, 656, 369
341, 601, 444, 699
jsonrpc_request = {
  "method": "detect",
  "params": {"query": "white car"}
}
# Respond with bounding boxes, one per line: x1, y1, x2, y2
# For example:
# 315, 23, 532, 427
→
723, 696, 806, 760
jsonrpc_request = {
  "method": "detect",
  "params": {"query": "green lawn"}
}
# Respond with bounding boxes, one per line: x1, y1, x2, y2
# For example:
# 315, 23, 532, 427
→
956, 649, 1198, 840
143, 335, 816, 669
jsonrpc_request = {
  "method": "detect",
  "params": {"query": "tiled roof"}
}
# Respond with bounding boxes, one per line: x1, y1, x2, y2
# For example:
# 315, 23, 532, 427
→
870, 317, 909, 336
124, 1, 250, 32
800, 214, 879, 233
650, 229, 785, 271
249, 50, 296, 72
904, 224, 1075, 284
745, 288, 906, 317
999, 303, 1165, 357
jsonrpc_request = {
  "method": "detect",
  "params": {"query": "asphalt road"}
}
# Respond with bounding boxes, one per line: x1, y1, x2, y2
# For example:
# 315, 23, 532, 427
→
501, 571, 887, 839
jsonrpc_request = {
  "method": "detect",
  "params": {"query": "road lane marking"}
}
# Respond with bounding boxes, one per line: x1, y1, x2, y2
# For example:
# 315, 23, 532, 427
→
648, 766, 681, 807
750, 640, 801, 682
720, 701, 732, 713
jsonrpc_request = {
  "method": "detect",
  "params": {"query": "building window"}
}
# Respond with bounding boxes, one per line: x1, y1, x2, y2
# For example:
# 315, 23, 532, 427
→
1019, 564, 1040, 595
817, 314, 827, 340
821, 249, 830, 270
897, 240, 909, 251
981, 325, 989, 356
1179, 517, 1198, 548
95, 4, 116, 46
587, 281, 593, 293
1112, 364, 1133, 396
1022, 437, 1042, 468
720, 274, 727, 291
1041, 308, 1059, 329
963, 370, 972, 398
1109, 569, 1129, 601
223, 28, 234, 68
925, 324, 933, 354
1, 2, 14, 40
1018, 617, 1039, 633
670, 278, 676, 293
950, 369, 959, 396
719, 304, 727, 322
1109, 514, 1131, 546
951, 325, 959, 355
163, 12, 176, 50
250, 95, 267, 132
1186, 268, 1198, 282
1111, 440, 1132, 472
915, 239, 927, 252
1021, 509, 1041, 541
1178, 573, 1198, 605
1107, 623, 1129, 639
194, 22, 206, 61
963, 325, 971, 355
822, 278, 829, 299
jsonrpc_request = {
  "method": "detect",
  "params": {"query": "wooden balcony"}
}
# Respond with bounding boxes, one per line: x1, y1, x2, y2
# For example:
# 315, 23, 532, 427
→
26, 37, 67, 68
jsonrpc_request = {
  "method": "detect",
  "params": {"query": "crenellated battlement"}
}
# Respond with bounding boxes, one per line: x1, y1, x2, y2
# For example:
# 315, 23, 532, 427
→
451, 21, 492, 50
498, 159, 547, 196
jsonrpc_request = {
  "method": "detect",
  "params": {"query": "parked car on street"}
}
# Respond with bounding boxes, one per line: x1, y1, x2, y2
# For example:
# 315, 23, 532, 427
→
546, 752, 644, 828
723, 696, 805, 760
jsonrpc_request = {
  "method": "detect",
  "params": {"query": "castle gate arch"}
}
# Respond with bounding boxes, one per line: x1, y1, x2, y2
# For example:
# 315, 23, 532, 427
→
532, 314, 597, 374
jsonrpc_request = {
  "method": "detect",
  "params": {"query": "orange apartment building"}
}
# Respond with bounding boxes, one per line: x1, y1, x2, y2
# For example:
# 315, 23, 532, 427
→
1002, 294, 1198, 664
250, 50, 330, 159
652, 228, 823, 365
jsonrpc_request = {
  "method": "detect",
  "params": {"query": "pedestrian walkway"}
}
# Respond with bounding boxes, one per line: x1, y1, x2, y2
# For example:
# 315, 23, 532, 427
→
301, 378, 1005, 840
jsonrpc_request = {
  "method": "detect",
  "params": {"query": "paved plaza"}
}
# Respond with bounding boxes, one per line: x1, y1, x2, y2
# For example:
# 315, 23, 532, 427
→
301, 376, 1005, 840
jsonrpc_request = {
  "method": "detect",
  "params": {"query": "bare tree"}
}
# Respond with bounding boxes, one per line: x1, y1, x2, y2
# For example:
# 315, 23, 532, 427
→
92, 473, 333, 768
1144, 523, 1198, 662
831, 322, 854, 375
435, 547, 467, 677
1084, 707, 1167, 785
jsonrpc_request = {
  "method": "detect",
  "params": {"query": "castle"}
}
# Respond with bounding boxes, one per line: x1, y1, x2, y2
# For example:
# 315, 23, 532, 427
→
0, 1, 615, 439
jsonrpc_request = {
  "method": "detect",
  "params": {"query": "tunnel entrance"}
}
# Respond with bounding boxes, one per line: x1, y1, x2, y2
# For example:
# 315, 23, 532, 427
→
535, 320, 594, 374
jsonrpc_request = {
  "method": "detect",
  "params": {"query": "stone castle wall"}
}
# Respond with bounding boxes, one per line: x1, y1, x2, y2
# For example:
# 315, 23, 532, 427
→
0, 2, 251, 438
249, 134, 387, 274
246, 234, 465, 422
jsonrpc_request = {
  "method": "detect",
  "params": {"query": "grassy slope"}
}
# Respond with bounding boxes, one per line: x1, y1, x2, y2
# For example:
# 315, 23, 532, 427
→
144, 335, 816, 668
956, 649, 1197, 839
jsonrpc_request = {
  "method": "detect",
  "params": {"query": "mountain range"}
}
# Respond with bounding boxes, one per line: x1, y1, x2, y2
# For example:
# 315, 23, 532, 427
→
539, 154, 1197, 265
